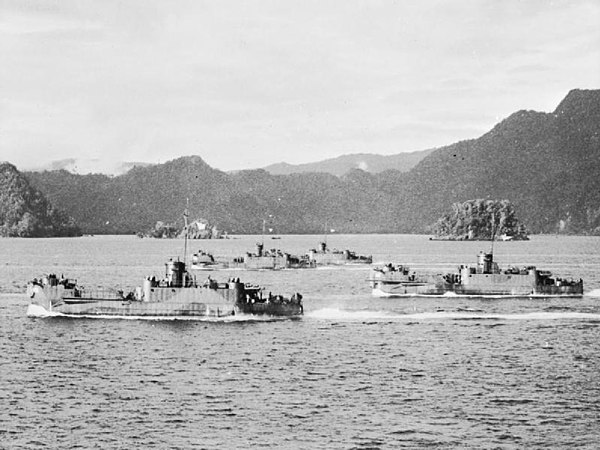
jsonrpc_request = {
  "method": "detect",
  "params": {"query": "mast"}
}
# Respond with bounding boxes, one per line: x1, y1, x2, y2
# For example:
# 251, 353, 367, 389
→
183, 199, 189, 267
490, 211, 497, 255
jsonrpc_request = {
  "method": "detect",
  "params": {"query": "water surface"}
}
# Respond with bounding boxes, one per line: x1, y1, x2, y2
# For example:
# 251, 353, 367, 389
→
2, 234, 599, 448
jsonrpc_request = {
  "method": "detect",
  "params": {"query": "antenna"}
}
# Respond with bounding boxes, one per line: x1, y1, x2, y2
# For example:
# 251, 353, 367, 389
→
490, 210, 497, 255
183, 199, 190, 267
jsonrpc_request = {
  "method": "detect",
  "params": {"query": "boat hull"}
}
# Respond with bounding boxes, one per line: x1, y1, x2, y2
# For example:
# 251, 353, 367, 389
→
235, 300, 303, 316
308, 242, 372, 266
26, 299, 235, 318
369, 266, 584, 298
190, 263, 228, 271
27, 283, 236, 317
191, 257, 316, 270
227, 256, 316, 270
372, 284, 585, 298
370, 277, 584, 298
27, 279, 303, 318
309, 254, 373, 266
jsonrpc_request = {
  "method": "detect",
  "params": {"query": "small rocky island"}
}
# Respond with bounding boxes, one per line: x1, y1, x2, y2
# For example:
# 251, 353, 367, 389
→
431, 199, 529, 241
138, 218, 224, 239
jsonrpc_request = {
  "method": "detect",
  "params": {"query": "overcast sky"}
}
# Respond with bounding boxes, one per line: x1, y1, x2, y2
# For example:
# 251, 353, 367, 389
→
1, 0, 599, 173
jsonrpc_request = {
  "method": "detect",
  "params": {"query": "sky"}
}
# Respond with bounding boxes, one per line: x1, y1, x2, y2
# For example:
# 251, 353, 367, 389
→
1, 0, 599, 173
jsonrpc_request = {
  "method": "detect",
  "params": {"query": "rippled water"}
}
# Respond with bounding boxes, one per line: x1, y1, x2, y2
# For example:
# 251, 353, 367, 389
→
2, 234, 600, 448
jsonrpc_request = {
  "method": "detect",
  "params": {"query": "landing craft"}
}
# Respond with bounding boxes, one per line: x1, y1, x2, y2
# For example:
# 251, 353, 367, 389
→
369, 251, 583, 298
27, 258, 303, 318
191, 243, 317, 270
308, 242, 372, 266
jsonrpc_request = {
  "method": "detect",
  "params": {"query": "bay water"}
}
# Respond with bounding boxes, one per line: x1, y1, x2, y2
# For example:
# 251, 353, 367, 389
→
1, 234, 599, 448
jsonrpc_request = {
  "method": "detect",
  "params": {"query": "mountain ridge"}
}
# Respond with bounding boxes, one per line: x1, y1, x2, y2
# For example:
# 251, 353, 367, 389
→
262, 149, 435, 176
21, 88, 600, 235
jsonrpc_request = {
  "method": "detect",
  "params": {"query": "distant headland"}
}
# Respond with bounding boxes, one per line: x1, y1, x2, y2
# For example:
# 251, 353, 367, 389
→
2, 88, 599, 237
0, 162, 80, 237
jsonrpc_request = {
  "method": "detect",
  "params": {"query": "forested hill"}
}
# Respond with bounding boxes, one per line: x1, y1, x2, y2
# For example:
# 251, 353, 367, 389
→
0, 162, 80, 237
24, 89, 600, 235
25, 157, 400, 234
387, 88, 600, 233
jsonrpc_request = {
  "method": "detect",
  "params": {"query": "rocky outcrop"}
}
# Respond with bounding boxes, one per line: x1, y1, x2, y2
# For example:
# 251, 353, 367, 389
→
0, 162, 81, 237
431, 199, 529, 241
181, 219, 223, 239
139, 218, 223, 239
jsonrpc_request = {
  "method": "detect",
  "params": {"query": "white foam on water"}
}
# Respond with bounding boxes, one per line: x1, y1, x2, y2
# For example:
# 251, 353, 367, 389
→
26, 304, 61, 318
585, 289, 600, 298
25, 305, 291, 322
108, 314, 290, 322
370, 290, 555, 299
441, 291, 460, 297
410, 311, 600, 321
64, 314, 284, 322
307, 308, 600, 322
306, 307, 394, 321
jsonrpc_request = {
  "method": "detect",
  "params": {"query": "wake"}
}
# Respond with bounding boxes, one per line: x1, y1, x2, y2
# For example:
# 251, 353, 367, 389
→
26, 304, 293, 322
585, 289, 600, 298
306, 307, 600, 322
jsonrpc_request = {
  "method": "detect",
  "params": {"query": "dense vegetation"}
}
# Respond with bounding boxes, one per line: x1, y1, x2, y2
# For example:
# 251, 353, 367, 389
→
22, 89, 600, 236
0, 163, 81, 237
432, 199, 528, 240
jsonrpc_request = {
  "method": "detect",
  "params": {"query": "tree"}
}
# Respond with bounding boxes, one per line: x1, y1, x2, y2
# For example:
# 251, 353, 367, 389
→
432, 199, 529, 240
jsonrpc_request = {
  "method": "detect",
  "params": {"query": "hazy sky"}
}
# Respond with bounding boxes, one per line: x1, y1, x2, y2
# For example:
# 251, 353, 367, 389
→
1, 0, 599, 173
